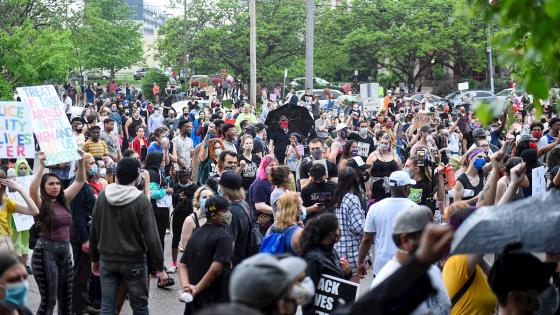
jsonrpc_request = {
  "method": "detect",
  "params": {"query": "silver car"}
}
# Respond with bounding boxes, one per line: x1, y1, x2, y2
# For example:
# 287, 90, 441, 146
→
445, 90, 495, 107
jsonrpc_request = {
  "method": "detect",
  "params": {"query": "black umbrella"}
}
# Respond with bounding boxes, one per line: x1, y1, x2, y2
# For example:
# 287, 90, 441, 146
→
265, 104, 316, 143
451, 189, 560, 254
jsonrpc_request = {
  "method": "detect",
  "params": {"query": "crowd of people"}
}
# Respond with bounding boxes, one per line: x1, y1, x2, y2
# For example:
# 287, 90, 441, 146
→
1, 81, 560, 315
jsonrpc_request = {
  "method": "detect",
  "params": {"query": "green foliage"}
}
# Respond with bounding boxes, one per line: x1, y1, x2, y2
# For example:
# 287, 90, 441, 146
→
142, 70, 169, 102
77, 0, 144, 77
0, 77, 14, 100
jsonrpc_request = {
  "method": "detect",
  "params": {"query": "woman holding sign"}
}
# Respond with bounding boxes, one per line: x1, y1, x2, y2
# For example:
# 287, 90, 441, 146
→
29, 151, 86, 315
0, 168, 40, 253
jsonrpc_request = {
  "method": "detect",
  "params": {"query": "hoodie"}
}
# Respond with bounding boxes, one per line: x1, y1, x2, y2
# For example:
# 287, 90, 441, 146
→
89, 183, 163, 271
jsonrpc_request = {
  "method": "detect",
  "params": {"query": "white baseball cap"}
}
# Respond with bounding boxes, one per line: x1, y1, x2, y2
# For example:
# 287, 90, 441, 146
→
336, 123, 348, 132
388, 171, 416, 187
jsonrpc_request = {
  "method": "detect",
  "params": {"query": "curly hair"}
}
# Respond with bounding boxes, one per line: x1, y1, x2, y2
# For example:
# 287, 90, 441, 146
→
275, 192, 300, 229
300, 213, 339, 256
546, 147, 560, 168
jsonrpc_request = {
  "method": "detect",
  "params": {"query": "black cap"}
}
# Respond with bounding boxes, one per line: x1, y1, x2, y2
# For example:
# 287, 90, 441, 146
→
116, 158, 141, 185
219, 171, 243, 190
205, 196, 230, 215
254, 123, 268, 131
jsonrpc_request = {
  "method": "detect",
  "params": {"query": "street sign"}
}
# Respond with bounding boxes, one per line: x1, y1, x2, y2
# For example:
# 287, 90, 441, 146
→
360, 83, 380, 113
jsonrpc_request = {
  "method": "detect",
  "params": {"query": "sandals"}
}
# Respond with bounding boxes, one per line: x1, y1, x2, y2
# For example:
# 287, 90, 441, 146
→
157, 277, 175, 288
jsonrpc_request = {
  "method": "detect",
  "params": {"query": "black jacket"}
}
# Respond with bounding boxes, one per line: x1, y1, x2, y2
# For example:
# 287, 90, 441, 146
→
70, 183, 96, 244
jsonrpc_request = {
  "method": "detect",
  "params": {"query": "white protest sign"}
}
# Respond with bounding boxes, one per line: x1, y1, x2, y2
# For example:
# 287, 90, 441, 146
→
532, 166, 547, 196
313, 274, 359, 314
458, 82, 469, 91
360, 83, 380, 113
0, 102, 34, 158
6, 175, 35, 232
16, 85, 80, 166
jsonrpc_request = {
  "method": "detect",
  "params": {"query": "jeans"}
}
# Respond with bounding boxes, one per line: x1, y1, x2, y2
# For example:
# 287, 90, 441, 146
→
99, 260, 149, 315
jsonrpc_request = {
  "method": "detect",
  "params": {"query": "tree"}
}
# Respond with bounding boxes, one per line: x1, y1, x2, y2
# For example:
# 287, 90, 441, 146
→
78, 0, 144, 78
142, 70, 169, 102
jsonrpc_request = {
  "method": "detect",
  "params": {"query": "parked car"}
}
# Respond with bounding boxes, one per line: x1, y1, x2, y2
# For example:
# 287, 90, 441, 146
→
290, 77, 330, 90
405, 93, 445, 106
495, 88, 534, 104
83, 69, 110, 81
189, 75, 213, 87
295, 89, 342, 109
133, 67, 159, 80
444, 90, 495, 107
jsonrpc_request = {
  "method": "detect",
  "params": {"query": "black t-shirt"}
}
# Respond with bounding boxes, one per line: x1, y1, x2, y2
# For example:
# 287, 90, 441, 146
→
301, 180, 338, 218
172, 183, 198, 216
299, 158, 338, 180
252, 137, 269, 156
348, 133, 376, 161
409, 178, 432, 206
180, 223, 233, 305
226, 200, 251, 266
271, 130, 291, 163
240, 154, 261, 190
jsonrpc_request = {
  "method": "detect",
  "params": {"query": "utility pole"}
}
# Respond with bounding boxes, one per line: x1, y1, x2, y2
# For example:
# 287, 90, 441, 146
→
486, 25, 494, 93
183, 0, 188, 80
249, 0, 257, 106
305, 0, 314, 91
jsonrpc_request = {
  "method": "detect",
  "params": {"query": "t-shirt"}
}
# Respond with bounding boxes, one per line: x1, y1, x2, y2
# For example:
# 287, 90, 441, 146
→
371, 259, 451, 315
348, 133, 376, 161
271, 130, 291, 164
298, 158, 338, 181
408, 178, 432, 206
147, 142, 162, 154
248, 178, 273, 217
270, 187, 287, 218
180, 223, 233, 305
82, 139, 108, 159
240, 154, 260, 191
0, 197, 17, 236
301, 180, 337, 217
443, 255, 497, 315
39, 201, 72, 241
226, 200, 251, 266
364, 197, 417, 274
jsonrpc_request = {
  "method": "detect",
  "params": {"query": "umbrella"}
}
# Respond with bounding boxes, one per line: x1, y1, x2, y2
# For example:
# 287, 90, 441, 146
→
451, 189, 560, 254
264, 104, 316, 143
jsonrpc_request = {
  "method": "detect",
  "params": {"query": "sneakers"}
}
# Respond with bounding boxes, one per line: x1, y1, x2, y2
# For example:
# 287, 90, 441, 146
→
167, 265, 177, 273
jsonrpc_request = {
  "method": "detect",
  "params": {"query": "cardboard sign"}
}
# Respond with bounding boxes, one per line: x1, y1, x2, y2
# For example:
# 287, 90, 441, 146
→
6, 175, 35, 232
16, 85, 80, 166
313, 274, 359, 314
458, 82, 469, 91
532, 166, 547, 196
0, 102, 34, 158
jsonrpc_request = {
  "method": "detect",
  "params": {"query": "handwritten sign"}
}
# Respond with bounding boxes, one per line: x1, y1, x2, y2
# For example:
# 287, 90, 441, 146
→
532, 166, 547, 196
16, 85, 80, 165
313, 274, 358, 314
0, 102, 34, 158
6, 175, 35, 232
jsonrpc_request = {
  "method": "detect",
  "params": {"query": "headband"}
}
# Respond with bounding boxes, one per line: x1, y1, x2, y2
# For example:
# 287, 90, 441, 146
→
468, 148, 487, 160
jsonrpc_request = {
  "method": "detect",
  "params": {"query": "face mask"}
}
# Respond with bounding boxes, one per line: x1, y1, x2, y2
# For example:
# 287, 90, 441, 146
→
299, 207, 307, 221
133, 114, 140, 119
311, 149, 323, 160
473, 157, 486, 170
359, 128, 368, 138
18, 170, 27, 176
199, 197, 208, 211
379, 143, 389, 151
90, 165, 99, 175
76, 128, 83, 133
291, 276, 315, 305
280, 121, 289, 129
0, 281, 29, 309
529, 142, 538, 149
111, 106, 117, 112
99, 168, 107, 176
385, 122, 394, 129
402, 168, 412, 177
338, 130, 348, 139
214, 148, 222, 157
178, 182, 189, 188
351, 148, 359, 157
217, 211, 232, 226
154, 111, 161, 117
532, 131, 543, 139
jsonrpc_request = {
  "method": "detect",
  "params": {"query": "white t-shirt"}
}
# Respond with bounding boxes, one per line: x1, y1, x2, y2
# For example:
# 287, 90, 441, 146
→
364, 197, 417, 274
371, 259, 451, 315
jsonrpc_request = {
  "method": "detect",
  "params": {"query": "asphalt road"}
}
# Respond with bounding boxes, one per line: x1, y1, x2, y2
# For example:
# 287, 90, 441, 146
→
27, 233, 376, 314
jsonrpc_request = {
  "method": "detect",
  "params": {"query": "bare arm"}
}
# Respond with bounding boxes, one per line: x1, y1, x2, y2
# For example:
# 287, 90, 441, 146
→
179, 216, 196, 251
2, 179, 40, 216
476, 151, 504, 208
30, 153, 46, 208
454, 180, 464, 202
537, 137, 560, 159
357, 232, 374, 276
124, 118, 132, 139
193, 261, 225, 294
255, 202, 273, 215
64, 152, 86, 203
199, 132, 211, 162
178, 262, 190, 290
498, 163, 526, 205
328, 143, 341, 163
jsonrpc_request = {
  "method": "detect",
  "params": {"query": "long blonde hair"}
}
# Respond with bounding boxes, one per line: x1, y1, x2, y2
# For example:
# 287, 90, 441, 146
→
193, 185, 214, 217
275, 191, 300, 229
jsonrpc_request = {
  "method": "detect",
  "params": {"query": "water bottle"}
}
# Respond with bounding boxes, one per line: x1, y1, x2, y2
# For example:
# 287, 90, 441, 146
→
178, 291, 193, 303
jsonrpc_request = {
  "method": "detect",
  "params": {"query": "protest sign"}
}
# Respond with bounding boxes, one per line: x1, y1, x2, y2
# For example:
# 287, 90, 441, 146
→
0, 102, 34, 158
313, 274, 358, 315
16, 85, 80, 165
532, 166, 547, 196
6, 175, 35, 232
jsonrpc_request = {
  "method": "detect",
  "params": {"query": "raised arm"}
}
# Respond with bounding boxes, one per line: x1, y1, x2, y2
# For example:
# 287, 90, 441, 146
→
1, 179, 39, 216
64, 150, 86, 203
498, 162, 526, 205
29, 152, 46, 208
476, 150, 504, 208
537, 136, 560, 159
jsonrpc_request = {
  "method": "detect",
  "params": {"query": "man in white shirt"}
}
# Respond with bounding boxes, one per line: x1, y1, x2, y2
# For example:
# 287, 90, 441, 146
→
64, 91, 73, 121
357, 170, 417, 276
172, 120, 194, 170
370, 206, 451, 315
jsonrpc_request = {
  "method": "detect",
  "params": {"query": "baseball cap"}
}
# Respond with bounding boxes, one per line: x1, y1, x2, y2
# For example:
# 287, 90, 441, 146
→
346, 156, 371, 171
219, 171, 243, 190
254, 123, 268, 131
336, 123, 348, 132
489, 253, 557, 299
393, 206, 432, 234
230, 253, 307, 309
518, 134, 537, 143
204, 195, 230, 215
388, 170, 416, 187
472, 128, 486, 138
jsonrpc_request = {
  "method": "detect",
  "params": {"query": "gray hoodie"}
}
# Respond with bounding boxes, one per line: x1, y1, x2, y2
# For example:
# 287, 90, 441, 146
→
90, 183, 163, 271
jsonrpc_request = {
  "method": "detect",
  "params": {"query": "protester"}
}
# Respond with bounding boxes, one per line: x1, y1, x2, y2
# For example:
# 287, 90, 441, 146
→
300, 163, 337, 218
260, 191, 304, 255
248, 155, 278, 235
179, 186, 214, 250
130, 125, 149, 162
298, 138, 338, 189
82, 126, 109, 160
29, 151, 85, 315
238, 135, 261, 191
0, 251, 33, 315
367, 133, 402, 203
145, 151, 173, 252
178, 196, 233, 313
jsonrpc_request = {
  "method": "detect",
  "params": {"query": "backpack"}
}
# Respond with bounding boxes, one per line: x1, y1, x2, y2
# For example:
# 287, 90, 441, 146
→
259, 225, 298, 255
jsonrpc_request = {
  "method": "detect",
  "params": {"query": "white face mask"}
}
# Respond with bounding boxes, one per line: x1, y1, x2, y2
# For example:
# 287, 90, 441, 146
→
291, 276, 315, 305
